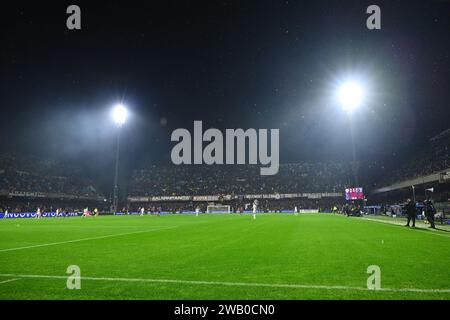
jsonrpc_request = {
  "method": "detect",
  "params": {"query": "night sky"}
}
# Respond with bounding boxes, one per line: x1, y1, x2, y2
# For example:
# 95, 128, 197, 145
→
1, 0, 449, 188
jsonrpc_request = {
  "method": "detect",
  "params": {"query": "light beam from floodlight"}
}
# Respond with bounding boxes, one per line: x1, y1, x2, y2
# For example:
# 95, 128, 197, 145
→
112, 104, 128, 126
338, 81, 364, 112
111, 103, 128, 214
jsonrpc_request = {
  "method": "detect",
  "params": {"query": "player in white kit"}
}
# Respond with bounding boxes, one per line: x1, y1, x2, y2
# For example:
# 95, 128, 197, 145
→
252, 200, 258, 220
195, 206, 200, 217
140, 207, 145, 216
82, 207, 90, 217
36, 207, 42, 219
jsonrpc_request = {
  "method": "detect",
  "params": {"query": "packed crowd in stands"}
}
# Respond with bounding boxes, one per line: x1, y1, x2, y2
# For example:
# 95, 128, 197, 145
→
377, 131, 450, 186
130, 162, 354, 197
0, 154, 103, 198
128, 133, 450, 198
1, 127, 450, 214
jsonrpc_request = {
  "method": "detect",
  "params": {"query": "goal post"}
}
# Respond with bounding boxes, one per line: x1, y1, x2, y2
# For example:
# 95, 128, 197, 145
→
206, 205, 231, 213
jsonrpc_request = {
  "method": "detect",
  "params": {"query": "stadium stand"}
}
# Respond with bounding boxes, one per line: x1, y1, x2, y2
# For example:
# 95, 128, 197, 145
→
0, 154, 102, 197
374, 130, 450, 188
129, 162, 354, 196
126, 162, 354, 213
1, 125, 450, 215
0, 154, 106, 213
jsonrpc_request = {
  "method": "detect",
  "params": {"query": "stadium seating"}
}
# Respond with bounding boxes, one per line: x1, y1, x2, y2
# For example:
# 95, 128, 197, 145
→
0, 154, 103, 198
1, 128, 449, 214
129, 162, 354, 197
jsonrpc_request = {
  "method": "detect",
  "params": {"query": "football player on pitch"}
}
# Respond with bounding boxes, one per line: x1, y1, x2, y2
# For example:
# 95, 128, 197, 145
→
252, 200, 258, 220
36, 207, 42, 219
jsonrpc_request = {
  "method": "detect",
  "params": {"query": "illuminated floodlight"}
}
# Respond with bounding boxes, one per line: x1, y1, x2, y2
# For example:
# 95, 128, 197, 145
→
338, 81, 364, 112
112, 104, 128, 126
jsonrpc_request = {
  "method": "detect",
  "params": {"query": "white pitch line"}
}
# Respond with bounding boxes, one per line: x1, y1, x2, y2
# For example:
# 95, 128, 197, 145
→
0, 273, 449, 294
0, 226, 178, 253
0, 278, 19, 285
361, 218, 450, 238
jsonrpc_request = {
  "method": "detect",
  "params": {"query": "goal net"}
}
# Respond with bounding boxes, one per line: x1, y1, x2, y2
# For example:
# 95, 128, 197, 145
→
206, 205, 231, 213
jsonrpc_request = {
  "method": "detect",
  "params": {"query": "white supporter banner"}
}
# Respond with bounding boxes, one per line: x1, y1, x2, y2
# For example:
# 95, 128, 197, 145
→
6, 191, 103, 201
128, 192, 342, 202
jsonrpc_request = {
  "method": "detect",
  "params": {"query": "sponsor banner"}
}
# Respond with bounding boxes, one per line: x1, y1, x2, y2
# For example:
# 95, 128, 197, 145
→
192, 195, 219, 201
244, 193, 341, 200
128, 195, 193, 202
153, 195, 191, 201
128, 196, 150, 202
300, 193, 342, 198
128, 192, 343, 202
222, 194, 232, 201
1, 212, 80, 219
245, 194, 264, 200
6, 191, 104, 201
299, 209, 319, 213
250, 210, 297, 213
8, 191, 47, 198
242, 210, 312, 213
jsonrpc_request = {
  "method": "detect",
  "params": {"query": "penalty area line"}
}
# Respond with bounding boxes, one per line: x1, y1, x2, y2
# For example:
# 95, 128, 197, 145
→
0, 273, 449, 294
0, 226, 178, 253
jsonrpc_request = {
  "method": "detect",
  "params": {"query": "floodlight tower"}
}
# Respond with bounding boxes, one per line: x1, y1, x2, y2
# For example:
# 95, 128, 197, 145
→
339, 81, 364, 114
112, 104, 128, 213
338, 81, 364, 186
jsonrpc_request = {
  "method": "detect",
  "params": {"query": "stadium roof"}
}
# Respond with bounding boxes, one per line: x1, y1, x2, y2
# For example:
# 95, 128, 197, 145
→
430, 128, 450, 142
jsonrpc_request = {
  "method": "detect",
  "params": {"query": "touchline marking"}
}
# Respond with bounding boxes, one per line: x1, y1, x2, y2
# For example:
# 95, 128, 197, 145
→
0, 278, 19, 285
361, 218, 450, 238
0, 273, 449, 293
0, 226, 178, 253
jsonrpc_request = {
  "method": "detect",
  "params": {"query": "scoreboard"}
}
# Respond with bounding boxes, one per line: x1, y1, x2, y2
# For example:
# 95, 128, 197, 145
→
345, 187, 364, 200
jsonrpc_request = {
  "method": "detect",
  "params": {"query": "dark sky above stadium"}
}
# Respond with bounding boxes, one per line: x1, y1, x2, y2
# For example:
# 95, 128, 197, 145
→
1, 0, 449, 187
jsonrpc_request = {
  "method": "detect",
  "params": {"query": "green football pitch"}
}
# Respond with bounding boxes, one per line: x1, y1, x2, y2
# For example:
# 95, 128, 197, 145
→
0, 213, 449, 300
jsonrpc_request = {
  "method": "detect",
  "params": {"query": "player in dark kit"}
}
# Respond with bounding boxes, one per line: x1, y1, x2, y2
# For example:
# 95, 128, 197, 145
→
404, 198, 416, 227
344, 204, 350, 216
424, 200, 436, 229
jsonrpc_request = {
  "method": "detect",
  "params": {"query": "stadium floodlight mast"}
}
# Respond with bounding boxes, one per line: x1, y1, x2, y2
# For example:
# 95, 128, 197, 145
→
337, 80, 365, 186
338, 81, 364, 113
112, 104, 128, 213
113, 104, 128, 126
